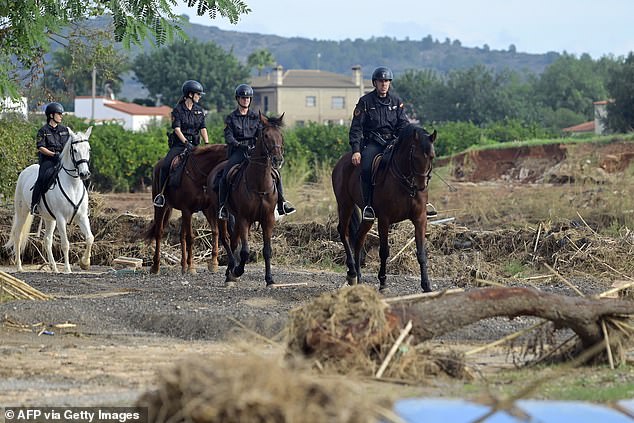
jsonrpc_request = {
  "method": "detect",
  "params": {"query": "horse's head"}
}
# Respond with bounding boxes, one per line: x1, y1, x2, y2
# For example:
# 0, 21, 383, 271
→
257, 112, 285, 169
64, 126, 92, 181
393, 124, 436, 190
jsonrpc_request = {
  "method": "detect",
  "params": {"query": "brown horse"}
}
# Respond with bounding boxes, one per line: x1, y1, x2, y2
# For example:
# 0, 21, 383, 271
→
206, 112, 285, 286
145, 144, 226, 274
332, 124, 436, 292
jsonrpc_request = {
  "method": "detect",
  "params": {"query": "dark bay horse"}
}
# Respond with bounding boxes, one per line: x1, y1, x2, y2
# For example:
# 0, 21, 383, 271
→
206, 113, 285, 286
332, 125, 437, 292
145, 144, 226, 274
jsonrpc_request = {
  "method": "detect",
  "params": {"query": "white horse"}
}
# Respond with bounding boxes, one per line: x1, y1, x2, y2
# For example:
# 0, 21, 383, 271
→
5, 126, 94, 273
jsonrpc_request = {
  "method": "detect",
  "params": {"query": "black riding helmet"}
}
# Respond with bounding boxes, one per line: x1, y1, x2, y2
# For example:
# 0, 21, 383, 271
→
181, 80, 205, 97
235, 83, 254, 98
45, 102, 64, 120
372, 67, 393, 86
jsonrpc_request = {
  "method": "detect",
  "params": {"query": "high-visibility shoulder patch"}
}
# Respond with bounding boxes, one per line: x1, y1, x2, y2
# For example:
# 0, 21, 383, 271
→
399, 102, 404, 108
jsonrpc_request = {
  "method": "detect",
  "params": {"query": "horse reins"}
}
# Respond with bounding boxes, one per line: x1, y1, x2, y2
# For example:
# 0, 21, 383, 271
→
43, 137, 89, 224
388, 136, 433, 198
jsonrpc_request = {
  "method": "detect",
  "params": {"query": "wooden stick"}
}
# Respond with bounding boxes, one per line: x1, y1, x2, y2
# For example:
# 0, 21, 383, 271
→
533, 222, 542, 254
384, 288, 464, 304
269, 282, 309, 288
375, 320, 412, 379
601, 319, 615, 370
598, 281, 634, 298
543, 263, 585, 297
465, 321, 547, 356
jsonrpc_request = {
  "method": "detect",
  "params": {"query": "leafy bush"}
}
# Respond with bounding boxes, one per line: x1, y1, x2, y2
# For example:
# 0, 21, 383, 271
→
0, 118, 38, 201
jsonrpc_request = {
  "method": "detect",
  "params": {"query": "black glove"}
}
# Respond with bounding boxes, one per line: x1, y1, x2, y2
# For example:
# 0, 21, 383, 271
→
185, 142, 194, 152
52, 152, 60, 161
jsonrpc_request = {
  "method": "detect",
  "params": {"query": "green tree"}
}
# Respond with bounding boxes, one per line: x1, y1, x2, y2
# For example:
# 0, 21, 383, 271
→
132, 39, 250, 112
606, 53, 634, 133
535, 53, 608, 118
0, 0, 250, 97
247, 49, 276, 76
46, 25, 130, 100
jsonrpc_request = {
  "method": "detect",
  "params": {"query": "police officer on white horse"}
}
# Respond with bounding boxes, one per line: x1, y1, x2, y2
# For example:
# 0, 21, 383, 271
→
31, 102, 70, 215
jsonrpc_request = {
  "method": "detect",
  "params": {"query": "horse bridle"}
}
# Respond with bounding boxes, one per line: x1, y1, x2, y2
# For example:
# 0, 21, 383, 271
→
251, 126, 284, 169
45, 137, 89, 224
62, 138, 90, 178
389, 135, 433, 197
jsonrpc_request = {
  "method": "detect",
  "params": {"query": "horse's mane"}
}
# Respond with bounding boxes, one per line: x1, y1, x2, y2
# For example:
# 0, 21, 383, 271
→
61, 128, 77, 157
398, 124, 433, 155
265, 115, 284, 128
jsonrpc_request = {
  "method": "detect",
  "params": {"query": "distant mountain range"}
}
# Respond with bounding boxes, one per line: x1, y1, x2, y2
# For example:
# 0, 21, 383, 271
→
87, 16, 562, 99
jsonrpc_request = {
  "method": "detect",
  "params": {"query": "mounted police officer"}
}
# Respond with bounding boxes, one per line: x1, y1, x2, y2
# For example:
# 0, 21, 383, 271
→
30, 102, 70, 215
349, 66, 410, 221
153, 80, 210, 207
217, 83, 295, 220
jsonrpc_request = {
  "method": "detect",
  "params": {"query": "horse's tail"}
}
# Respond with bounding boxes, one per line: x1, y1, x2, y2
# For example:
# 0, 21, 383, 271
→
4, 210, 33, 256
143, 221, 156, 244
143, 208, 173, 243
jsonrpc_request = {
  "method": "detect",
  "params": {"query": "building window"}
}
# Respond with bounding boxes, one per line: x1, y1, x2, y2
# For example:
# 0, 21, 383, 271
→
296, 120, 305, 127
305, 96, 316, 107
264, 96, 269, 114
331, 96, 345, 109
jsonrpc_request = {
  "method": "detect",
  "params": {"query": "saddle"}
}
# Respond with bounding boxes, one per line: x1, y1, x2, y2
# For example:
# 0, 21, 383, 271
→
32, 162, 62, 193
167, 151, 190, 188
212, 163, 281, 192
370, 143, 395, 184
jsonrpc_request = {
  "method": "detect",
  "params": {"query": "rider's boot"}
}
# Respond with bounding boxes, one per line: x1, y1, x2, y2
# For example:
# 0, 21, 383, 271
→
217, 176, 230, 221
361, 177, 375, 221
153, 170, 167, 207
30, 183, 41, 215
276, 178, 296, 215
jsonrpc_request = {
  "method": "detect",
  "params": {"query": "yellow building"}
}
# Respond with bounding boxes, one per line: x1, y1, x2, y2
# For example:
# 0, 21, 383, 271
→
250, 65, 372, 127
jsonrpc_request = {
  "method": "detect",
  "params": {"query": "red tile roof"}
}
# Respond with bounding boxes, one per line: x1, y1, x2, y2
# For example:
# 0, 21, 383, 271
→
562, 121, 594, 133
75, 96, 172, 117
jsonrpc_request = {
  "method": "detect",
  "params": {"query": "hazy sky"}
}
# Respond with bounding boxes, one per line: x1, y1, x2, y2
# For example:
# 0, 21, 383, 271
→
176, 0, 633, 59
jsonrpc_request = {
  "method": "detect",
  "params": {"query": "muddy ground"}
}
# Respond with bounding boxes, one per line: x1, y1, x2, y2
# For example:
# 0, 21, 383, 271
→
2, 139, 634, 409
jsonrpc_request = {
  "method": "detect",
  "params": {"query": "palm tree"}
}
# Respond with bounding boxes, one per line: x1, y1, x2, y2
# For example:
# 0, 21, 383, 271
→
247, 49, 276, 76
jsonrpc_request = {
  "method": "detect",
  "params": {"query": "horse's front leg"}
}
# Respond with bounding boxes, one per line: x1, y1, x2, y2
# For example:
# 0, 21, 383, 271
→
224, 221, 241, 285
262, 219, 274, 286
202, 210, 219, 273
42, 220, 59, 272
414, 218, 432, 292
233, 221, 250, 278
353, 220, 373, 285
77, 213, 94, 270
56, 219, 72, 273
377, 218, 390, 292
181, 212, 195, 274
150, 208, 167, 274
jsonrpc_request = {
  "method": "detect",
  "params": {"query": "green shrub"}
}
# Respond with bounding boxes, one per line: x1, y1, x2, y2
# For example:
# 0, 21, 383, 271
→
0, 118, 39, 202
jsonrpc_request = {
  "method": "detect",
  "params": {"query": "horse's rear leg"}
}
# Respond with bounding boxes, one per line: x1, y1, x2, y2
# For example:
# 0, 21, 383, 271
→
202, 210, 219, 273
353, 220, 373, 285
43, 221, 59, 273
77, 214, 94, 270
336, 204, 358, 285
224, 222, 241, 286
149, 208, 168, 274
233, 223, 249, 278
181, 212, 195, 275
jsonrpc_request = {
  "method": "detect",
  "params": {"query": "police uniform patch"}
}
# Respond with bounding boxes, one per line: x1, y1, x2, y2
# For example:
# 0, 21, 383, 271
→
354, 107, 362, 117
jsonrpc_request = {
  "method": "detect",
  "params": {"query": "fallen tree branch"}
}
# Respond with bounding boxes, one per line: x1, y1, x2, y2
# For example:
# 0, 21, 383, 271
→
389, 287, 634, 348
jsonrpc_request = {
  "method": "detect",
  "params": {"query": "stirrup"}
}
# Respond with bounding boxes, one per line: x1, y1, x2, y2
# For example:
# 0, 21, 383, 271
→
426, 202, 438, 217
218, 205, 229, 221
362, 206, 375, 221
153, 194, 165, 208
30, 204, 40, 215
279, 201, 296, 215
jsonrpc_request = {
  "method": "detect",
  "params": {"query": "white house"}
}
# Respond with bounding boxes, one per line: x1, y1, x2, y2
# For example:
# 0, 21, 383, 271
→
74, 96, 171, 131
1, 96, 28, 119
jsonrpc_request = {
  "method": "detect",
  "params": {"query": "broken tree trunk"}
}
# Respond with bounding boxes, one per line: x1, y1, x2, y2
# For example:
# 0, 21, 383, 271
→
389, 287, 634, 348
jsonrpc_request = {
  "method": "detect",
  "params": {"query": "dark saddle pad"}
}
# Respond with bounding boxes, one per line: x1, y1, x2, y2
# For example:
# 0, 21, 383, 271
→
167, 152, 190, 188
370, 144, 395, 184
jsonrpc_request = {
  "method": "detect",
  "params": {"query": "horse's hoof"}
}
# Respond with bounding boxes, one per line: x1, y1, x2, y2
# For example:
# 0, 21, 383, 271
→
208, 262, 219, 273
224, 280, 236, 288
379, 285, 390, 294
346, 275, 358, 286
188, 267, 197, 275
234, 268, 245, 277
150, 266, 159, 275
266, 281, 275, 287
80, 262, 90, 271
